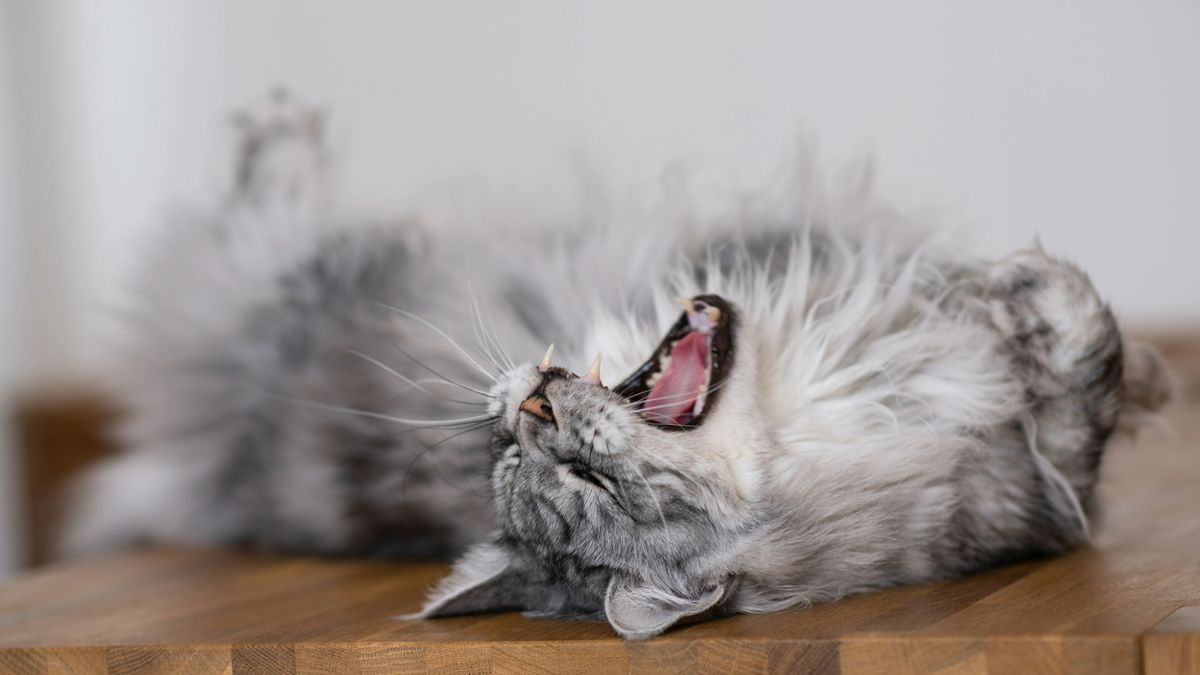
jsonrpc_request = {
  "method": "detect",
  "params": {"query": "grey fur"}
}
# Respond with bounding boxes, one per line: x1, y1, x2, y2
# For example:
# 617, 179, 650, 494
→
63, 94, 1170, 640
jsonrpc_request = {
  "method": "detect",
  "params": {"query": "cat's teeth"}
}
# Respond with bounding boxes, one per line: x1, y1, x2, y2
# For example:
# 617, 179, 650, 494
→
539, 344, 555, 372
581, 354, 603, 386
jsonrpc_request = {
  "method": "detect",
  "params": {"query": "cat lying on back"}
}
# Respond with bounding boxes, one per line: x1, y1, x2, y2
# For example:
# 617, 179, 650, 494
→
63, 92, 1169, 639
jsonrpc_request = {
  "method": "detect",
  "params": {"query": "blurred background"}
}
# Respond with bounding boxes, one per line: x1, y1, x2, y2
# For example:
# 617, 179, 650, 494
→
0, 1, 1197, 578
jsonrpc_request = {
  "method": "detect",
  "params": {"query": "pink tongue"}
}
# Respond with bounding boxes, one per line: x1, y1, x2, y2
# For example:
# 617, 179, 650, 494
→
644, 331, 709, 425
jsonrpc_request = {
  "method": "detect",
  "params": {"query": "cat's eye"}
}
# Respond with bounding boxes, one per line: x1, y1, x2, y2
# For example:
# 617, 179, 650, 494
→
566, 463, 613, 493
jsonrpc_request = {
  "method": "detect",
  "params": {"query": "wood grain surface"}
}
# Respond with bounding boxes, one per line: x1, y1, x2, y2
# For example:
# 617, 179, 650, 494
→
2, 383, 1198, 673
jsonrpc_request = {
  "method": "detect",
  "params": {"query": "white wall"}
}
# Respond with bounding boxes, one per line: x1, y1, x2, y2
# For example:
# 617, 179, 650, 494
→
0, 0, 27, 577
1, 0, 1198, 571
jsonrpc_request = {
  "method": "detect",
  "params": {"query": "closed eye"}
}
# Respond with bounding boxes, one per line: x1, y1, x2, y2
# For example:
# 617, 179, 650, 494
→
566, 463, 615, 493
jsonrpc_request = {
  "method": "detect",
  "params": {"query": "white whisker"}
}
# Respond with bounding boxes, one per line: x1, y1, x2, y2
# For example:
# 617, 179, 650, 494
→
273, 394, 497, 429
621, 379, 733, 412
466, 286, 503, 373
478, 291, 517, 370
400, 420, 497, 503
378, 303, 499, 382
389, 341, 495, 399
468, 284, 514, 372
346, 350, 487, 407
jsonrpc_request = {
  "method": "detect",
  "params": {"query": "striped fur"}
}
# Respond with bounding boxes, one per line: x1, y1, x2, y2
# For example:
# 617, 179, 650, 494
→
62, 93, 1169, 640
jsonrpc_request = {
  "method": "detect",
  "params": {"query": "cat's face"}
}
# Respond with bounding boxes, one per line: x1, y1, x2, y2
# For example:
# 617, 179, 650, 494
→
416, 296, 767, 639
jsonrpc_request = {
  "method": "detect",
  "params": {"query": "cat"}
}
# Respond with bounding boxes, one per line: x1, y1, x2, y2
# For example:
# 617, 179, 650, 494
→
62, 92, 1170, 640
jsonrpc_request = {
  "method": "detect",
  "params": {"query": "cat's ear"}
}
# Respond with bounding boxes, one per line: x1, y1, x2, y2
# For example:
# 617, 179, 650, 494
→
404, 542, 526, 618
604, 574, 727, 640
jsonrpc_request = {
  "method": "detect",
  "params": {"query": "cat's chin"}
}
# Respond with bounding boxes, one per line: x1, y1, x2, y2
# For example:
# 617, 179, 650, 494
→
614, 294, 737, 431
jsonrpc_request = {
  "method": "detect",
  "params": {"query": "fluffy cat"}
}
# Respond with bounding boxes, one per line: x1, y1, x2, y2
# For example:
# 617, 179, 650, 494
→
62, 93, 1169, 639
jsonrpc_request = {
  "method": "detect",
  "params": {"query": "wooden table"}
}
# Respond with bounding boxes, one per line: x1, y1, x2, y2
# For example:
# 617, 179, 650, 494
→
2, 406, 1198, 674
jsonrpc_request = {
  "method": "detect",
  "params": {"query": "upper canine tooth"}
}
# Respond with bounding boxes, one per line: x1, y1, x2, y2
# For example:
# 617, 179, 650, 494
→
539, 344, 555, 371
581, 353, 603, 386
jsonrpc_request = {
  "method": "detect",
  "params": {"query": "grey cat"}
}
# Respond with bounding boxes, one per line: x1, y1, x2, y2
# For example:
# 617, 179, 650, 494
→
64, 94, 1170, 639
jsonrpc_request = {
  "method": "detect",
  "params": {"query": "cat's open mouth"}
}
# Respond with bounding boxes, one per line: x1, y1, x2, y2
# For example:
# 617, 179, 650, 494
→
614, 295, 736, 429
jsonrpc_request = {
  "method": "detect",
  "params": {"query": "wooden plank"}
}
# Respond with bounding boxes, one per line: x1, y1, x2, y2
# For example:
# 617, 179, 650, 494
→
1146, 606, 1200, 675
1, 370, 1198, 673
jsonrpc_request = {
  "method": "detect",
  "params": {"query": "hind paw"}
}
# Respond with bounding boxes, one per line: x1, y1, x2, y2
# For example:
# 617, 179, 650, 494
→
228, 88, 328, 206
986, 249, 1117, 383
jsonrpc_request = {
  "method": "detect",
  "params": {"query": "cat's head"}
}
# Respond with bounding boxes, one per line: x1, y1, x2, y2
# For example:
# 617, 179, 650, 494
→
414, 295, 769, 639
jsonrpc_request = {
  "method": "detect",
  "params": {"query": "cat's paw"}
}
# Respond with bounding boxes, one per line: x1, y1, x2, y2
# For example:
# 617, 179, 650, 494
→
986, 249, 1117, 385
228, 88, 328, 207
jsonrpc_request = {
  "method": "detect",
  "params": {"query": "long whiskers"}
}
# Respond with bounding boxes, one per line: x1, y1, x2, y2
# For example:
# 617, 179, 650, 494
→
272, 395, 497, 430
378, 303, 499, 382
621, 378, 734, 414
619, 378, 728, 407
389, 341, 495, 399
400, 420, 496, 503
467, 286, 505, 374
481, 299, 517, 371
346, 350, 486, 407
467, 284, 517, 372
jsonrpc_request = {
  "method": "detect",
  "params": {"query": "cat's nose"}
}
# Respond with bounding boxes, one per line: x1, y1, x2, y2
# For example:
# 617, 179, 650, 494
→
519, 394, 555, 423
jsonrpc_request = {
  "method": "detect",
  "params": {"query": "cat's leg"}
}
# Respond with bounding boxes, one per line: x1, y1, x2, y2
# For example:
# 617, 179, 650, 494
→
984, 249, 1165, 512
123, 89, 334, 350
58, 91, 340, 556
63, 92, 495, 559
227, 87, 330, 211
